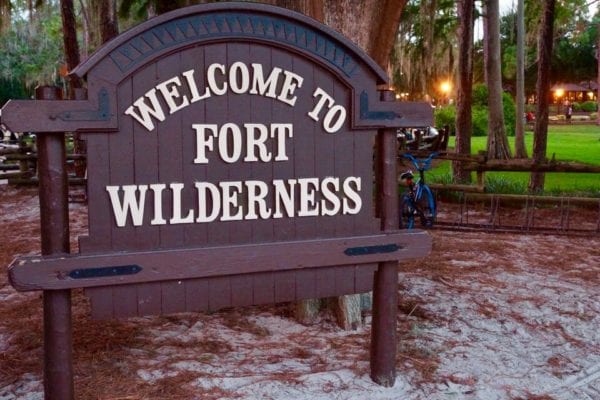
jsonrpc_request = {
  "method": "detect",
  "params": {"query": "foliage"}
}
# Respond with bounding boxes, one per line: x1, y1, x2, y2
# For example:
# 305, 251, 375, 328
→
571, 102, 581, 112
0, 78, 28, 107
472, 84, 488, 106
502, 92, 516, 136
0, 1, 64, 89
471, 106, 488, 136
580, 101, 598, 112
435, 125, 600, 195
434, 104, 456, 135
435, 87, 516, 138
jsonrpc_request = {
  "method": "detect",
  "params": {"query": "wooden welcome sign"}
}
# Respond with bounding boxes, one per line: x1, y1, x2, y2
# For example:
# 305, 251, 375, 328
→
2, 3, 431, 396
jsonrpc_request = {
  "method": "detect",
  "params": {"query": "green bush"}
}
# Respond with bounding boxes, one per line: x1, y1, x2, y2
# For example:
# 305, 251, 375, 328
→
581, 101, 598, 112
502, 92, 516, 136
434, 104, 456, 135
571, 102, 581, 112
472, 106, 488, 136
590, 112, 598, 120
472, 84, 488, 106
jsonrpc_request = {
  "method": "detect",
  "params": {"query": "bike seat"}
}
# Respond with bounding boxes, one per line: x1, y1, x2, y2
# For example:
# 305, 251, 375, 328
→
400, 171, 414, 180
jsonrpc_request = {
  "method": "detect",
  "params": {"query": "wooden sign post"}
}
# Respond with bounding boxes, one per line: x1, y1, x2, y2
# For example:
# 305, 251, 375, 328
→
2, 3, 432, 396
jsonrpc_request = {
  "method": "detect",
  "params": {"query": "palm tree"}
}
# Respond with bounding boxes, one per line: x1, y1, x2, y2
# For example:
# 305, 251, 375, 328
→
514, 0, 528, 158
485, 0, 511, 159
454, 0, 475, 183
529, 0, 556, 193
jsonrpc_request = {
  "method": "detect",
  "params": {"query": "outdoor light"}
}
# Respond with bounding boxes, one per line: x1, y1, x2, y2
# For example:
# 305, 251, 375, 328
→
555, 88, 565, 98
440, 81, 452, 94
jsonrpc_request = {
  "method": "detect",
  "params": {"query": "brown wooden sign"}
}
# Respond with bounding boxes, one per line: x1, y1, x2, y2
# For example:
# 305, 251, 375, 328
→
2, 3, 432, 394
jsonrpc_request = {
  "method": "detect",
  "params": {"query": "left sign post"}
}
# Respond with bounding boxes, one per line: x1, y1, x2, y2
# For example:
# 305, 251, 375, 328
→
35, 86, 74, 400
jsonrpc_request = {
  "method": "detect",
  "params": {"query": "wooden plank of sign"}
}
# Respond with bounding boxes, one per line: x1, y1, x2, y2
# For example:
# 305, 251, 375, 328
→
252, 271, 275, 305
161, 280, 186, 314
208, 276, 231, 311
184, 278, 209, 313
315, 267, 337, 298
227, 42, 253, 245
87, 263, 371, 320
109, 79, 136, 252
181, 46, 208, 248
354, 101, 434, 129
250, 44, 275, 244
79, 83, 112, 253
314, 63, 337, 239
156, 54, 185, 249
334, 265, 355, 295
0, 99, 118, 133
85, 287, 114, 320
204, 43, 230, 246
137, 281, 162, 316
355, 264, 377, 293
295, 268, 317, 300
271, 47, 297, 242
288, 52, 316, 240
230, 275, 254, 307
131, 64, 160, 250
10, 232, 430, 291
112, 285, 138, 318
274, 270, 296, 303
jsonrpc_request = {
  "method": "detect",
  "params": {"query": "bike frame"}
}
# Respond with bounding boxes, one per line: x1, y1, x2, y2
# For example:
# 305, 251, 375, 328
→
401, 152, 438, 228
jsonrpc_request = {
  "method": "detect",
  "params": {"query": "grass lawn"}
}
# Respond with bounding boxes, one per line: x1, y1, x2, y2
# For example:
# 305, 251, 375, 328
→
428, 124, 600, 196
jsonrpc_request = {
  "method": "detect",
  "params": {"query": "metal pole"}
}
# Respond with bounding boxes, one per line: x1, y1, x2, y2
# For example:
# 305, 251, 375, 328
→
370, 90, 399, 387
36, 86, 74, 400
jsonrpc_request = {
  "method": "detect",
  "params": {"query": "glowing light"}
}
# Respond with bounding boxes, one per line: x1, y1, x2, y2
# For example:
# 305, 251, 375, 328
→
555, 88, 565, 98
440, 81, 452, 94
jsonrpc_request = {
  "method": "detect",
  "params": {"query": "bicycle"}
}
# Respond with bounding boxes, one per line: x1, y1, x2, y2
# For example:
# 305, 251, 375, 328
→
399, 152, 438, 229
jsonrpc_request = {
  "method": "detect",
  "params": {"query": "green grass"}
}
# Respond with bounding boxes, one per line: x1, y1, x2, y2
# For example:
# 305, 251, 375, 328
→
429, 124, 600, 196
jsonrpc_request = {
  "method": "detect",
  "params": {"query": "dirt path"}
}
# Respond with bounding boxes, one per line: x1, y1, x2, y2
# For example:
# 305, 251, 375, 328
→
1, 186, 598, 399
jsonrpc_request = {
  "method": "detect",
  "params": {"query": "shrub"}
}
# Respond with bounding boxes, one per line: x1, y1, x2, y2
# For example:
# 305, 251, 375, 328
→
590, 112, 597, 120
581, 101, 598, 112
502, 92, 516, 136
571, 102, 581, 112
472, 106, 488, 136
434, 104, 456, 135
472, 84, 488, 106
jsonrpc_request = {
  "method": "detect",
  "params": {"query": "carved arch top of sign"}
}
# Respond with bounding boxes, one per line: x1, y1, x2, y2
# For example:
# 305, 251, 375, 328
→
73, 2, 387, 86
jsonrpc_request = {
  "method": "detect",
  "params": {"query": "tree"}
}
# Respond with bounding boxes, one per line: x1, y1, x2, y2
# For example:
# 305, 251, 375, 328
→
485, 0, 511, 159
453, 0, 475, 183
529, 0, 556, 193
514, 0, 527, 158
60, 0, 81, 93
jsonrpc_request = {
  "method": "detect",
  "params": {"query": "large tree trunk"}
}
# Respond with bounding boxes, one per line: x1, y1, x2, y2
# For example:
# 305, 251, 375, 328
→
485, 0, 511, 160
60, 0, 81, 92
514, 0, 528, 158
529, 0, 556, 193
453, 0, 474, 183
276, 0, 406, 329
98, 0, 118, 44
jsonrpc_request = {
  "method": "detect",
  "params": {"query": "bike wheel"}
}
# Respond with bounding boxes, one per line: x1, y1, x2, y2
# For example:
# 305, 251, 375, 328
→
416, 187, 436, 228
399, 194, 416, 229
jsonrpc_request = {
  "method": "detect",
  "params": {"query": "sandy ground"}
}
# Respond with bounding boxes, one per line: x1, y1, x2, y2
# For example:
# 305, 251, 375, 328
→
0, 185, 599, 399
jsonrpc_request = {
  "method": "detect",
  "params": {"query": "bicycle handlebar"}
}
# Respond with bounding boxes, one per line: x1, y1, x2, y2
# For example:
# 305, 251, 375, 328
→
402, 152, 438, 172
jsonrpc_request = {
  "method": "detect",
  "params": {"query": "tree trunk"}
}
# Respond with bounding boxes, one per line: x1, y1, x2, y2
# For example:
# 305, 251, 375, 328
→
60, 0, 81, 92
514, 0, 528, 158
597, 22, 599, 127
99, 0, 119, 44
485, 0, 511, 160
529, 0, 555, 193
453, 0, 474, 183
277, 0, 406, 329
482, 1, 489, 85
